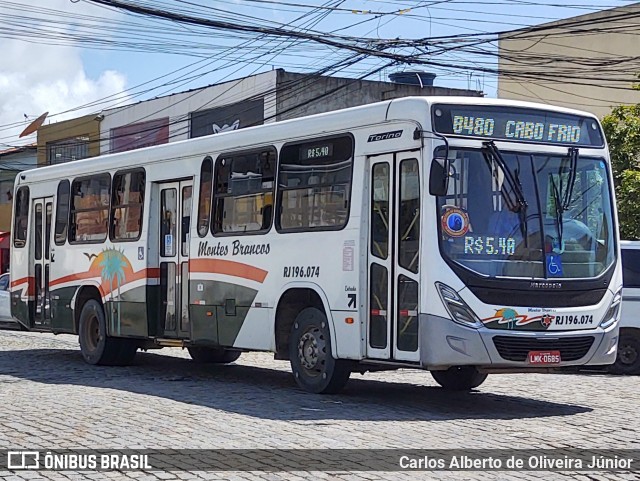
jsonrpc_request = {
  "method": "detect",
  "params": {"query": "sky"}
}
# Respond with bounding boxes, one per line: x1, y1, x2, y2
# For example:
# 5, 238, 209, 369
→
1, 0, 638, 148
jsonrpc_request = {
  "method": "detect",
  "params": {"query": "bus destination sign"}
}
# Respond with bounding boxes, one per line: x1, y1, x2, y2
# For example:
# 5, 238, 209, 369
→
432, 104, 604, 147
300, 143, 334, 161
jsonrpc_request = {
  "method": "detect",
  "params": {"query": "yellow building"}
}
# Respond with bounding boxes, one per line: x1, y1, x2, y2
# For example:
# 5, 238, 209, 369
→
37, 114, 101, 166
498, 3, 640, 118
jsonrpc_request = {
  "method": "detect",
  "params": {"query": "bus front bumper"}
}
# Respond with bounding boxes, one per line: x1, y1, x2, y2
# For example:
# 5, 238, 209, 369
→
419, 314, 619, 371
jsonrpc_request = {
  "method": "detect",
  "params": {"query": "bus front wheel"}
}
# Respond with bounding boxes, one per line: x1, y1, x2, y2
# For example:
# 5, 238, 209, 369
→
289, 307, 350, 394
78, 299, 136, 366
609, 331, 640, 375
431, 366, 488, 391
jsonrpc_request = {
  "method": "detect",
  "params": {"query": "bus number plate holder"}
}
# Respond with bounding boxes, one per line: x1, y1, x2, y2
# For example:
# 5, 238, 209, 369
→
527, 351, 561, 364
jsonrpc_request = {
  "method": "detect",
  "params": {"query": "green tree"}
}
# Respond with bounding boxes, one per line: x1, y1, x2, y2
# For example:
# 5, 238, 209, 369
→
602, 89, 640, 240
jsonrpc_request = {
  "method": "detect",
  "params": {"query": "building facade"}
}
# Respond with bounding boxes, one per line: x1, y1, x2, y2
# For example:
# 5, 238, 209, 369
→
37, 69, 482, 163
498, 3, 640, 119
0, 145, 37, 272
37, 114, 101, 166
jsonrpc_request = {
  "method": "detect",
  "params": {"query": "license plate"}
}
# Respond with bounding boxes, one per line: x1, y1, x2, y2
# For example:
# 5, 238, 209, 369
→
528, 350, 561, 364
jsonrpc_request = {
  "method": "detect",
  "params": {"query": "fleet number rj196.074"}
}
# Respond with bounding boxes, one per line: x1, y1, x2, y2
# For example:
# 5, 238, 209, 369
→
283, 266, 320, 278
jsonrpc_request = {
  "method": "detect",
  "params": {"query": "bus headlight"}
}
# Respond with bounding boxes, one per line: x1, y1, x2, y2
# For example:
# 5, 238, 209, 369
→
436, 282, 483, 329
600, 287, 622, 329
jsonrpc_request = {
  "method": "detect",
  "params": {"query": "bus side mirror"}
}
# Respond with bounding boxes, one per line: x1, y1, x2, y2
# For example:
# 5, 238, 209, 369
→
429, 157, 450, 196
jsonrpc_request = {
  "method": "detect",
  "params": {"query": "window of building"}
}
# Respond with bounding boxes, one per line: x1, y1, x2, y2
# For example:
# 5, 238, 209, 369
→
213, 147, 276, 234
47, 137, 89, 164
54, 180, 70, 245
69, 174, 111, 243
197, 157, 213, 237
13, 186, 29, 248
277, 135, 354, 232
110, 169, 145, 241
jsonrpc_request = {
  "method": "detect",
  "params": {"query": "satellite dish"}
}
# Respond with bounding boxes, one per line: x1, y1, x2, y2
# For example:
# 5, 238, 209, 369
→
19, 111, 48, 138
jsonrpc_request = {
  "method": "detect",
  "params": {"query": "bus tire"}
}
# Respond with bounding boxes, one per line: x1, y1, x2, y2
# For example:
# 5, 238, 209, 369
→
113, 339, 138, 366
78, 299, 124, 366
609, 331, 640, 375
289, 307, 350, 394
431, 366, 488, 391
187, 347, 241, 364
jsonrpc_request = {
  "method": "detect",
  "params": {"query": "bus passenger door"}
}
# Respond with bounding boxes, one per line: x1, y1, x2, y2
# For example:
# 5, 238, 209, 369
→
32, 197, 53, 328
157, 181, 193, 339
367, 153, 421, 363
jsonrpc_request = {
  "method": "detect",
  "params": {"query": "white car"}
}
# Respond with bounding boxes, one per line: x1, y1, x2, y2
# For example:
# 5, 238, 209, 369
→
615, 241, 640, 374
0, 272, 13, 324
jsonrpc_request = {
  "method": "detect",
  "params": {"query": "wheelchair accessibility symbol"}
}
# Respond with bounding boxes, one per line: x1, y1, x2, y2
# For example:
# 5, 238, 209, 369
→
546, 254, 563, 277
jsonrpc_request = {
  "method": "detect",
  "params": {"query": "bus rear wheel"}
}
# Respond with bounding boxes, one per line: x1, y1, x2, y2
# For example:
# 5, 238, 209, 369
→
187, 347, 241, 364
78, 299, 137, 366
431, 366, 488, 391
609, 331, 640, 375
289, 307, 350, 394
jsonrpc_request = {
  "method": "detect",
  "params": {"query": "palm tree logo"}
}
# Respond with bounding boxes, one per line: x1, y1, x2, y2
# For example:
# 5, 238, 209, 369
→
495, 308, 519, 330
98, 247, 128, 335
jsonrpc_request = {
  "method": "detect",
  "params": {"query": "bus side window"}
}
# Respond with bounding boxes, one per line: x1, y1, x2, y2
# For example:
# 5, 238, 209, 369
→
70, 174, 111, 243
622, 248, 640, 288
110, 169, 145, 242
197, 157, 213, 237
212, 147, 276, 235
54, 180, 70, 245
13, 186, 29, 248
277, 135, 354, 232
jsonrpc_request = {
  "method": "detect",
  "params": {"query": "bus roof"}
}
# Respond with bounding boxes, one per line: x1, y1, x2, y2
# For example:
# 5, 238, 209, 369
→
19, 96, 600, 184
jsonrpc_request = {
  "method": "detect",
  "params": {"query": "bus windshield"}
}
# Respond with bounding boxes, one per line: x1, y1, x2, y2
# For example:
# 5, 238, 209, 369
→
437, 146, 615, 279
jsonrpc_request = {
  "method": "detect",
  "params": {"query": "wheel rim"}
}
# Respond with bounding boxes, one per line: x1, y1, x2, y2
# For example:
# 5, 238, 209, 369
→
85, 313, 100, 352
297, 326, 326, 377
619, 342, 638, 366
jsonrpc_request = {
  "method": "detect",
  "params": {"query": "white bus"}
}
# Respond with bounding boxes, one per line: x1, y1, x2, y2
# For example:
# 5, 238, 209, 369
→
615, 240, 640, 374
10, 97, 622, 393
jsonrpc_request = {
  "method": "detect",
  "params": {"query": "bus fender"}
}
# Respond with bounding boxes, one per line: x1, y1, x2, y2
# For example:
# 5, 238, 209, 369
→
70, 281, 106, 331
273, 281, 339, 359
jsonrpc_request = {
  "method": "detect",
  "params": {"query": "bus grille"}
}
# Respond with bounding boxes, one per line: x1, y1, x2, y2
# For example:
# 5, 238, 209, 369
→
492, 336, 595, 362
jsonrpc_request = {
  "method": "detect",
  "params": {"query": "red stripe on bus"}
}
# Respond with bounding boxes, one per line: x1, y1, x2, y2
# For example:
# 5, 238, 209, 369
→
190, 258, 268, 283
50, 271, 99, 287
11, 276, 29, 288
11, 276, 34, 296
50, 267, 161, 296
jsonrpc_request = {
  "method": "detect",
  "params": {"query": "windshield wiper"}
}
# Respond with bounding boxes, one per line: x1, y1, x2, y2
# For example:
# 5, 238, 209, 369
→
562, 147, 579, 210
549, 173, 564, 253
549, 147, 579, 254
482, 141, 528, 212
482, 142, 529, 243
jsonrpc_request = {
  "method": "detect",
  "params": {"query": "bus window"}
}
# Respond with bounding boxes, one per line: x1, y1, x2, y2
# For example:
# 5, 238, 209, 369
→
197, 157, 213, 237
13, 186, 29, 248
182, 185, 192, 256
371, 163, 390, 259
398, 158, 420, 273
70, 174, 110, 243
110, 169, 145, 241
622, 248, 640, 288
277, 135, 353, 232
161, 189, 177, 257
54, 180, 70, 245
213, 147, 276, 235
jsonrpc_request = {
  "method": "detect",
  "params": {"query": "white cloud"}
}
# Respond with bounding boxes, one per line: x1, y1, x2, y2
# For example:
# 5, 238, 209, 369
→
0, 0, 129, 147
